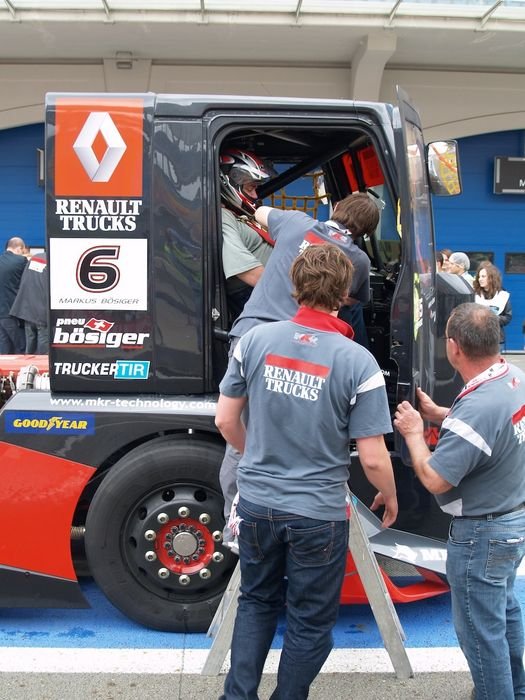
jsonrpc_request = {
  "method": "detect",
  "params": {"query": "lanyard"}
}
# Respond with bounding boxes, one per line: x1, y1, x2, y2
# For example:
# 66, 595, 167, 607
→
449, 359, 509, 414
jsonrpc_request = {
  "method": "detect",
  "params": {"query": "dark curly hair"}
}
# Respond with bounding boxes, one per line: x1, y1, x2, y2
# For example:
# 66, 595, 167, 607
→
473, 261, 502, 299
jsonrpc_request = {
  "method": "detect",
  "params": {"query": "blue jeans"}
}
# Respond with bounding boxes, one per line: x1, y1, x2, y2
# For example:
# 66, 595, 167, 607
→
447, 510, 525, 699
221, 497, 349, 700
338, 302, 369, 349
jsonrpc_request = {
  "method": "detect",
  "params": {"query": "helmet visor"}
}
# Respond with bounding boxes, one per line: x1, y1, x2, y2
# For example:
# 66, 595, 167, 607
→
228, 161, 277, 187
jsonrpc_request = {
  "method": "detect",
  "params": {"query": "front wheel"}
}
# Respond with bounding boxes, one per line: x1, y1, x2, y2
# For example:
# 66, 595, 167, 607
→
84, 435, 236, 632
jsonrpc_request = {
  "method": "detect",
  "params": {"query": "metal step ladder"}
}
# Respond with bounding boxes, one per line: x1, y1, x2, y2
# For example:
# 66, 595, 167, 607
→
201, 495, 414, 680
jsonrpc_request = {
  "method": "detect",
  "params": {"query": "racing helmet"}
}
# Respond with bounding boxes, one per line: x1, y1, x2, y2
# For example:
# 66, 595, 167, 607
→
220, 148, 275, 215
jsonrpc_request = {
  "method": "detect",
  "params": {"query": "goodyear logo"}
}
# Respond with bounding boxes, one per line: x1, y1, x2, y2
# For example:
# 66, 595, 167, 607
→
4, 411, 95, 435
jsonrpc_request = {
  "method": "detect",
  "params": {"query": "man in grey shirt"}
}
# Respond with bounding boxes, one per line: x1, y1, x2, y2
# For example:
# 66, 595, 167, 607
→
220, 148, 275, 321
216, 243, 396, 700
395, 303, 525, 700
220, 193, 379, 544
231, 192, 375, 341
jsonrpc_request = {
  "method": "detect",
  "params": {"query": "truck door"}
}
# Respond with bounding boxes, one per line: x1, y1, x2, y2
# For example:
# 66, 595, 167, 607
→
391, 87, 437, 458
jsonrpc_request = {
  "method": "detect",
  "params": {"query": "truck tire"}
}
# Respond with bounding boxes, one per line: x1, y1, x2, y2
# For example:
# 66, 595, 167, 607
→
84, 435, 236, 632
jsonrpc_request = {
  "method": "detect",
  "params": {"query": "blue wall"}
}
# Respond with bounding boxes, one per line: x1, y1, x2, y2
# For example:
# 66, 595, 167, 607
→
433, 129, 525, 350
0, 123, 45, 249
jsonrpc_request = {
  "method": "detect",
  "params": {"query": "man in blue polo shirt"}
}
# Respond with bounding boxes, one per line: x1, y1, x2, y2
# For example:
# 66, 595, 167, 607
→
231, 192, 375, 342
216, 243, 397, 700
394, 303, 525, 700
220, 193, 380, 546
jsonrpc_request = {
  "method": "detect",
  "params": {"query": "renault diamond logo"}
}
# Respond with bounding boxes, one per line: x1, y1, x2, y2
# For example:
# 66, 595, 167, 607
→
73, 112, 127, 182
55, 97, 143, 196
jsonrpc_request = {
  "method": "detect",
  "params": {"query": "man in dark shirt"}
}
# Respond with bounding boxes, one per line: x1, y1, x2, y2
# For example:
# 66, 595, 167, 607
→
0, 237, 28, 353
11, 250, 49, 354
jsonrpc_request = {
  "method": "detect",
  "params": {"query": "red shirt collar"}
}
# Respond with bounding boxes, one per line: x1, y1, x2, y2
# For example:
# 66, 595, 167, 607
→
292, 306, 354, 340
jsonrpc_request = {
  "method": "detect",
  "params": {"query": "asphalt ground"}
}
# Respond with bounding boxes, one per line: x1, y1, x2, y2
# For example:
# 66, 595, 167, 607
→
0, 352, 523, 699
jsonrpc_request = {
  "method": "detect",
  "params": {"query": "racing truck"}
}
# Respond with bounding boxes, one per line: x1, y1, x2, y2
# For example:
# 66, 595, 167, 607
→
0, 88, 472, 632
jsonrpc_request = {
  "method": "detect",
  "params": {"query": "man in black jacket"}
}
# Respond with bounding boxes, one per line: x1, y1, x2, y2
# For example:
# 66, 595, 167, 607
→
0, 237, 27, 353
11, 250, 49, 354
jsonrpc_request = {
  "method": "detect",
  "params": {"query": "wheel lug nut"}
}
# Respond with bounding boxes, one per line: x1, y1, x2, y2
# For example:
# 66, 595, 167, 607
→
157, 513, 169, 524
196, 530, 202, 538
145, 550, 157, 562
212, 530, 223, 542
188, 526, 196, 533
175, 556, 182, 563
199, 568, 211, 579
144, 530, 156, 541
198, 547, 205, 554
158, 568, 170, 579
183, 556, 191, 564
192, 554, 199, 561
199, 513, 211, 524
164, 542, 171, 549
170, 526, 179, 534
178, 506, 190, 518
212, 552, 224, 563
198, 539, 206, 546
179, 524, 187, 531
167, 549, 174, 557
179, 575, 190, 586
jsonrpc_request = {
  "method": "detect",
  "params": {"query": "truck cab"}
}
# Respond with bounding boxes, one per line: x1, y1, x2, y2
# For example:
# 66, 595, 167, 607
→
0, 90, 469, 631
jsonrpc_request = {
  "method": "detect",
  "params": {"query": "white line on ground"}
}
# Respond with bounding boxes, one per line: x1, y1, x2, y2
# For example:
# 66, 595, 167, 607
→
0, 648, 470, 675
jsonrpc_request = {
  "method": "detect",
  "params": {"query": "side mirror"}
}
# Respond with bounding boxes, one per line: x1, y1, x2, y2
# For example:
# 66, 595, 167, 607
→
426, 140, 462, 196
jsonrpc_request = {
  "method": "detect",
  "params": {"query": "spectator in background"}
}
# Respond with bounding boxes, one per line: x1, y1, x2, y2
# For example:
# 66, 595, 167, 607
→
436, 251, 445, 272
449, 251, 474, 287
11, 250, 49, 355
0, 237, 27, 354
473, 260, 512, 346
439, 248, 452, 272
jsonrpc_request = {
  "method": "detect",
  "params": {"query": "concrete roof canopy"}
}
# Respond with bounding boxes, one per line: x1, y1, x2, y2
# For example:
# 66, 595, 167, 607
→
1, 0, 525, 70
